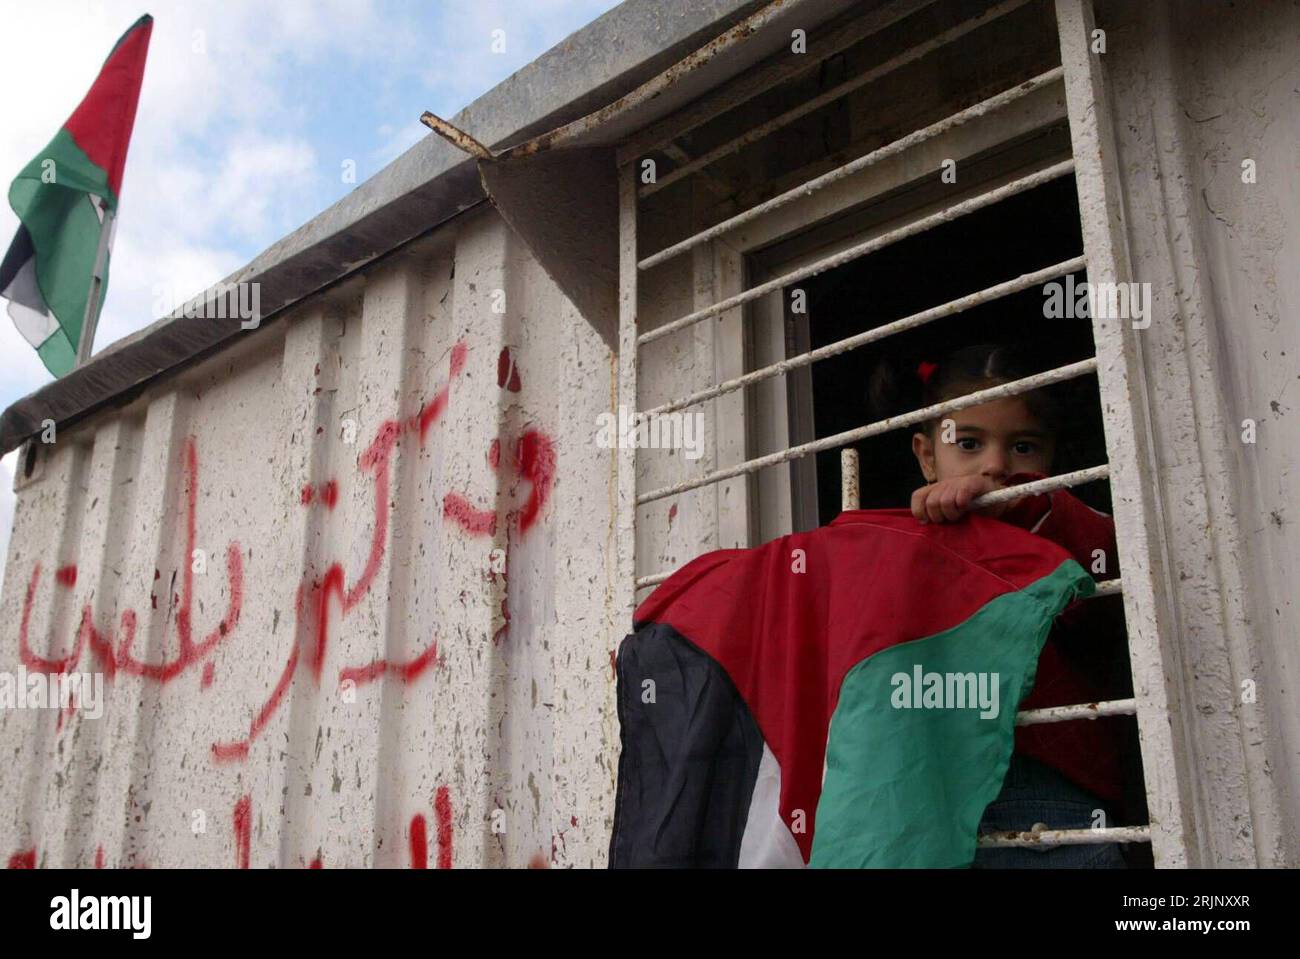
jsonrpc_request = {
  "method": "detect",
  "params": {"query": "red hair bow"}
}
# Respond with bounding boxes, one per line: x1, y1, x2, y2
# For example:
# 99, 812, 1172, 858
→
916, 360, 938, 385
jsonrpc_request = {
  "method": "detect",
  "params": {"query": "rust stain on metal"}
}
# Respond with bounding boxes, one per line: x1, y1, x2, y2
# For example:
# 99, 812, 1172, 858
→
983, 828, 1045, 844
420, 111, 494, 159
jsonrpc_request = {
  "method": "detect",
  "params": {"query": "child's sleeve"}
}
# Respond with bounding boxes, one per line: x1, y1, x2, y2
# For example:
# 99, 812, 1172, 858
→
999, 472, 1119, 580
1000, 472, 1127, 687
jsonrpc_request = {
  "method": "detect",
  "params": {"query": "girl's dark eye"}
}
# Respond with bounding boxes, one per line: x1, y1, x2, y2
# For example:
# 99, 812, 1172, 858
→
956, 438, 980, 452
1013, 441, 1038, 455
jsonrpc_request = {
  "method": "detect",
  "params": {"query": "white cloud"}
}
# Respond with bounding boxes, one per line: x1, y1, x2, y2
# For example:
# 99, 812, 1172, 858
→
209, 139, 320, 241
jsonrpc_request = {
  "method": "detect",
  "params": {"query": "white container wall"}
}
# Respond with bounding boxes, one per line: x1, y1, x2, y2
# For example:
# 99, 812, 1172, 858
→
1, 213, 624, 868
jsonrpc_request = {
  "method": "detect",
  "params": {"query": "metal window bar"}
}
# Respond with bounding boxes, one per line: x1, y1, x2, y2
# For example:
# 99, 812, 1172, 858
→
638, 360, 1101, 505
841, 448, 860, 510
635, 469, 1120, 586
639, 65, 1065, 269
1018, 698, 1136, 725
642, 255, 1086, 420
977, 825, 1150, 849
1093, 577, 1123, 596
638, 159, 1075, 346
837, 444, 1123, 595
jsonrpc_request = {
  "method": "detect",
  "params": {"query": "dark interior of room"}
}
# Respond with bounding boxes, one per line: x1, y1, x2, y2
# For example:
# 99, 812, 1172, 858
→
799, 175, 1110, 525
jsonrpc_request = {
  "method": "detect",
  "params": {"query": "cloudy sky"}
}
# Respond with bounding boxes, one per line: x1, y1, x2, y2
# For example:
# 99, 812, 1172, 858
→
0, 0, 623, 580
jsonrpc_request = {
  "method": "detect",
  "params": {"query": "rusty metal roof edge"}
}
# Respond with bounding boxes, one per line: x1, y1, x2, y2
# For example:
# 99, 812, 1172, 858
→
1, 0, 778, 455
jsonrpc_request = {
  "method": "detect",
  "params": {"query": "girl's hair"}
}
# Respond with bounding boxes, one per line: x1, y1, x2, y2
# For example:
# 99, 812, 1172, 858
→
868, 342, 1062, 438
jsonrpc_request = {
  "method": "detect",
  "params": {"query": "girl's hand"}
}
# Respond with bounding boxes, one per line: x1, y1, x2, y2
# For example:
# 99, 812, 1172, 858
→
910, 474, 1011, 524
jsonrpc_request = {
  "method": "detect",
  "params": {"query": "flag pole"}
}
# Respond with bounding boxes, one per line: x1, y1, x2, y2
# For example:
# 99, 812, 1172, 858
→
75, 201, 114, 366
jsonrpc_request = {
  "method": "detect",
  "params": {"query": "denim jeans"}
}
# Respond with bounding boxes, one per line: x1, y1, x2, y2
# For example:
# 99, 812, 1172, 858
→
971, 753, 1128, 869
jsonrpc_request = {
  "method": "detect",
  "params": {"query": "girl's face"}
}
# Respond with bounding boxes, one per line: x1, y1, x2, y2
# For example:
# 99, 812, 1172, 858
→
911, 395, 1055, 485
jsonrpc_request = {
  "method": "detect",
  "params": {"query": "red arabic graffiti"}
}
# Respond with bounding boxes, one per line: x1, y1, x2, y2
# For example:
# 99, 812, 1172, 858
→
300, 480, 338, 509
211, 344, 470, 761
18, 435, 243, 692
10, 336, 552, 867
434, 785, 453, 869
340, 638, 444, 688
211, 341, 557, 761
441, 427, 557, 646
399, 789, 455, 869
409, 814, 428, 868
443, 492, 497, 536
233, 795, 252, 869
497, 347, 522, 392
406, 791, 453, 869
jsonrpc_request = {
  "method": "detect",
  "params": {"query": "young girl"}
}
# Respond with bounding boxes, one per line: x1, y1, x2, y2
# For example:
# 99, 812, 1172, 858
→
881, 342, 1138, 868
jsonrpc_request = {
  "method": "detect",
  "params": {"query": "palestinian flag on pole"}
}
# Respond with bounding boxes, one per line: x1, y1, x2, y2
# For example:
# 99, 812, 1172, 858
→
0, 14, 152, 376
608, 509, 1095, 868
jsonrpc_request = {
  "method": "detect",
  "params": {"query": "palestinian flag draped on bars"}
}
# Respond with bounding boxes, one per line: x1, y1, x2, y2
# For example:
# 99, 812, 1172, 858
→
608, 509, 1095, 868
0, 14, 152, 376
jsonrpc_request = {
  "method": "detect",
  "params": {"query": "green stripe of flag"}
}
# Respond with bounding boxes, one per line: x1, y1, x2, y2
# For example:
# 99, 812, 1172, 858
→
7, 129, 113, 372
810, 559, 1095, 868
